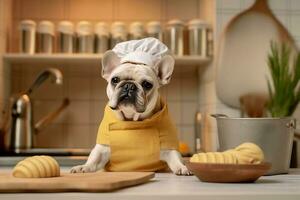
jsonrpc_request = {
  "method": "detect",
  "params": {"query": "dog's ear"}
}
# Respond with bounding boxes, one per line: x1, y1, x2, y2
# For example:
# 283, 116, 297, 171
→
154, 55, 175, 85
102, 50, 121, 81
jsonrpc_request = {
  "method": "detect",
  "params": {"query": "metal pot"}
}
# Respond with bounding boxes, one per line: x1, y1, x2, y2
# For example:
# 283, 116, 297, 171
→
212, 114, 295, 175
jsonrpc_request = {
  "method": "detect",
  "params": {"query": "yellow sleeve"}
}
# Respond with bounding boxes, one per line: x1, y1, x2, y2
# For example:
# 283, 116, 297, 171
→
96, 106, 110, 145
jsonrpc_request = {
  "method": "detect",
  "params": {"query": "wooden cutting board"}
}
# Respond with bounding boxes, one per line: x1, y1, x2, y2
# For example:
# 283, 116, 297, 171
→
0, 171, 155, 192
215, 0, 297, 108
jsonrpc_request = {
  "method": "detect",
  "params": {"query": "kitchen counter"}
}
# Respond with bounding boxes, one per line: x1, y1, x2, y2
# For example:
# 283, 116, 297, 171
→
0, 167, 300, 200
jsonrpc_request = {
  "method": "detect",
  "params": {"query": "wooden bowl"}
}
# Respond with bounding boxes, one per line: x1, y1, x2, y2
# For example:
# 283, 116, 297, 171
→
186, 162, 271, 183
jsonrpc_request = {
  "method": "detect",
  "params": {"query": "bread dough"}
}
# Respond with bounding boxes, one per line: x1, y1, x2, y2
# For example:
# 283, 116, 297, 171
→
190, 151, 238, 164
12, 156, 60, 178
190, 143, 264, 164
234, 143, 264, 164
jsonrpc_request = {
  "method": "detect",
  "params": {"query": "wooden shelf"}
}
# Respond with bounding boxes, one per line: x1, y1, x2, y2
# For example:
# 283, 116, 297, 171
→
3, 53, 211, 67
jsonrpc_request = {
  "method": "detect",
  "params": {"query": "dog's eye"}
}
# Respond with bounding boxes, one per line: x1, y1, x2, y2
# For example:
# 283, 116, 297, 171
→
111, 77, 120, 84
142, 81, 153, 90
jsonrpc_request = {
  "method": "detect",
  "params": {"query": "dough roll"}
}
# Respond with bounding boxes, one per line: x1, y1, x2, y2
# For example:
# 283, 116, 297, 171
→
12, 156, 60, 178
190, 143, 264, 164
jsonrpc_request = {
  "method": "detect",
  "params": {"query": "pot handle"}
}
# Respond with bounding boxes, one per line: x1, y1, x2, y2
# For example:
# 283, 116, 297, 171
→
286, 119, 296, 129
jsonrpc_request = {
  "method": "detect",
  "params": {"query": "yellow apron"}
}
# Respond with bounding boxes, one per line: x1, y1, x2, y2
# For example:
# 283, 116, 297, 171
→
96, 98, 179, 172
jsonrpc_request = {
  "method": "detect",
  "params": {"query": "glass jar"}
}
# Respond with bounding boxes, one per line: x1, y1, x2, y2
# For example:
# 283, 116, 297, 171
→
57, 21, 75, 53
76, 21, 94, 53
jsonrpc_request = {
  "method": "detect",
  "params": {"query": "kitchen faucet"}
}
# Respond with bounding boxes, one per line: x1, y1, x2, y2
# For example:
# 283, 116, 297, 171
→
5, 68, 69, 151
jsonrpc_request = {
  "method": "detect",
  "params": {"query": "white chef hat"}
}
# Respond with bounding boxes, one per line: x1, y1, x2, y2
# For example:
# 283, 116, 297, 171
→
112, 37, 169, 66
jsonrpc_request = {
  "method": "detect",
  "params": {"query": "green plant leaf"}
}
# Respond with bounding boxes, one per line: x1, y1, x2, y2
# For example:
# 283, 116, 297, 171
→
267, 41, 300, 117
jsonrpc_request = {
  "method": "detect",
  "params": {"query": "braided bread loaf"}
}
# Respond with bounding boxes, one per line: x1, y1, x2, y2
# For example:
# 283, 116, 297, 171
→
13, 156, 60, 178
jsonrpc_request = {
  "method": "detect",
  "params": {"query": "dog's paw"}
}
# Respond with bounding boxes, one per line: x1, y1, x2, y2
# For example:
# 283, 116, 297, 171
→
70, 165, 97, 173
173, 165, 193, 176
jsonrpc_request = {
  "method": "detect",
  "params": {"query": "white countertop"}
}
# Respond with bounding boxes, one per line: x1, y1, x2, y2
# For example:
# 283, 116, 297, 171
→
1, 167, 300, 200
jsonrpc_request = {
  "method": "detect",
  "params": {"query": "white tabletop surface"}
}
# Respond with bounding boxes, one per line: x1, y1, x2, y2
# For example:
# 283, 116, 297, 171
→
0, 167, 300, 200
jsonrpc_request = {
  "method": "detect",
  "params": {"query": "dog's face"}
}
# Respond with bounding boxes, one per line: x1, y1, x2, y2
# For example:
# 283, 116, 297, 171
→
101, 51, 174, 120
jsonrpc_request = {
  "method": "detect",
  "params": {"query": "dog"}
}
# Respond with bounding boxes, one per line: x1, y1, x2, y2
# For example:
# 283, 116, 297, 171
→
70, 45, 191, 175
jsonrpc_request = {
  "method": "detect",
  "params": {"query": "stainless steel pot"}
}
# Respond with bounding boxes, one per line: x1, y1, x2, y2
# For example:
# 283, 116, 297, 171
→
212, 114, 295, 175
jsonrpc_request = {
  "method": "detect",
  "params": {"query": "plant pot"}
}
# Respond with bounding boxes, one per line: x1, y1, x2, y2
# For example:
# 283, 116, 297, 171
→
212, 115, 295, 175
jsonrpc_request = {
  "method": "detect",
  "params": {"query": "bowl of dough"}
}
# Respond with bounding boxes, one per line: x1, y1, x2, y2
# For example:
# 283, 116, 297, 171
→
186, 143, 271, 183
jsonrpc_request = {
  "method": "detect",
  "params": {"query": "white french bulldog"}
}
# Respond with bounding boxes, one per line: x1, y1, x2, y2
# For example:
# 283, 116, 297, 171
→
70, 50, 191, 175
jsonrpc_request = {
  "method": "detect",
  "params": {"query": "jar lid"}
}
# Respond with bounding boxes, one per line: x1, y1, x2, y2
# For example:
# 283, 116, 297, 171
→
167, 19, 184, 27
19, 20, 36, 31
188, 19, 210, 29
129, 22, 145, 36
58, 21, 74, 34
95, 22, 109, 36
146, 21, 161, 34
37, 20, 55, 35
111, 21, 127, 37
76, 21, 93, 35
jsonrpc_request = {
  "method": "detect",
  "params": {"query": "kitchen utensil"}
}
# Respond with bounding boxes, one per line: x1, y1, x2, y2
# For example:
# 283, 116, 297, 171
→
76, 21, 94, 53
36, 21, 55, 53
129, 22, 145, 40
211, 114, 295, 175
0, 171, 154, 192
57, 21, 75, 53
94, 22, 110, 54
215, 0, 297, 108
147, 21, 163, 41
5, 68, 68, 150
165, 19, 185, 56
19, 20, 36, 54
111, 21, 127, 48
239, 93, 268, 117
186, 162, 271, 183
188, 19, 211, 57
194, 111, 203, 153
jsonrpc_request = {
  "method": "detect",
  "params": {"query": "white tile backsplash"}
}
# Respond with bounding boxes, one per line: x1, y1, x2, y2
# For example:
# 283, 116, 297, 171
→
182, 102, 198, 125
90, 100, 106, 124
290, 14, 300, 38
268, 0, 289, 11
34, 124, 66, 148
91, 77, 108, 100
181, 77, 199, 101
219, 0, 241, 10
291, 0, 300, 11
181, 125, 195, 152
68, 77, 91, 100
67, 100, 91, 124
166, 78, 181, 101
66, 124, 91, 148
168, 101, 182, 125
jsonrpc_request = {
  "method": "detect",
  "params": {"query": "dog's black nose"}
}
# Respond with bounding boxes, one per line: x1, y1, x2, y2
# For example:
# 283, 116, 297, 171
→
123, 82, 137, 92
118, 82, 137, 103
